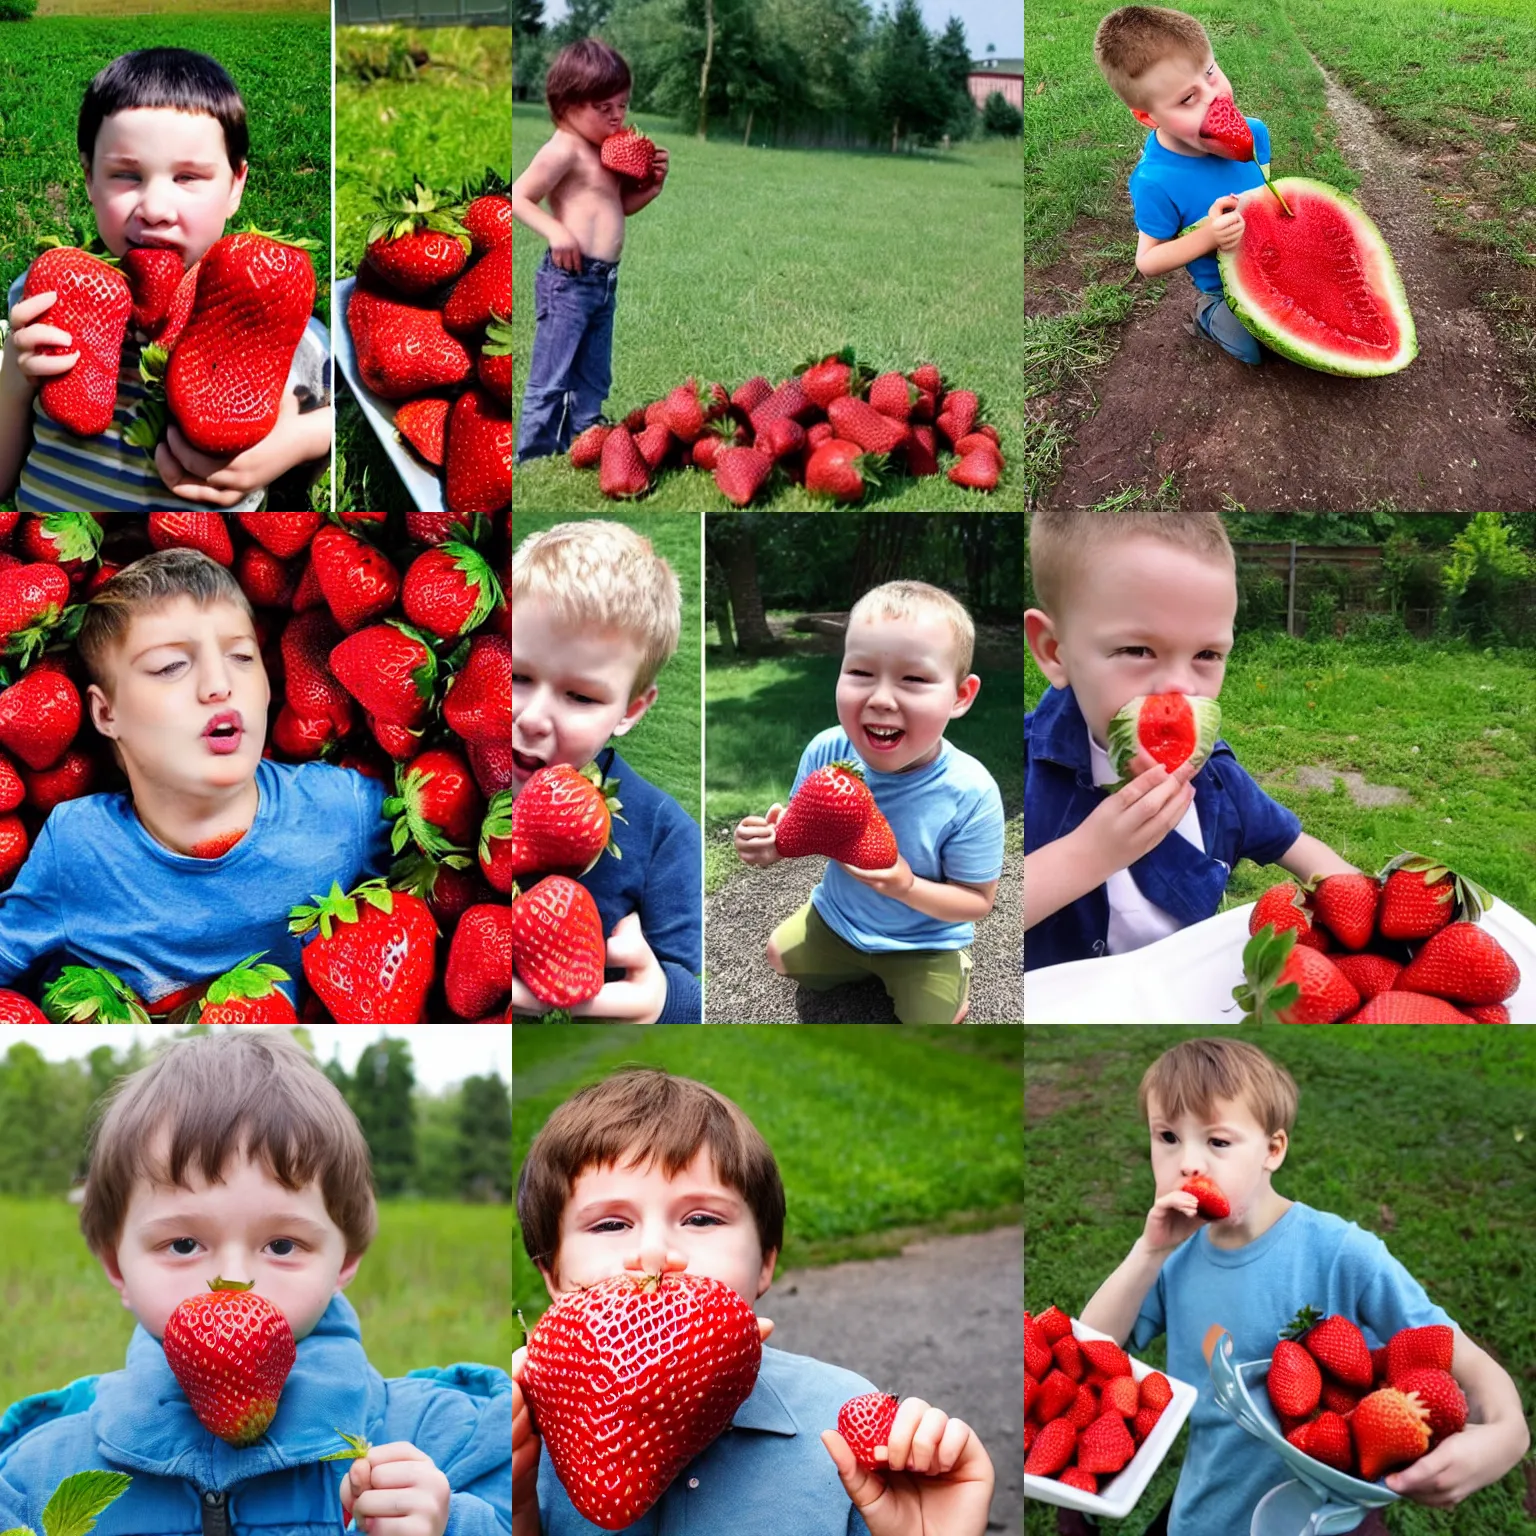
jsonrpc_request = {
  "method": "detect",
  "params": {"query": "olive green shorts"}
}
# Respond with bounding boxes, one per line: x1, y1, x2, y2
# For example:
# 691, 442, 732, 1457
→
768, 901, 973, 1024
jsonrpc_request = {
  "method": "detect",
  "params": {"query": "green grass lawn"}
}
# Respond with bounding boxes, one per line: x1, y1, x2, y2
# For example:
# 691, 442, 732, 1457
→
0, 1198, 513, 1405
512, 103, 1025, 511
510, 509, 701, 821
1025, 629, 1536, 922
335, 25, 511, 513
1024, 1025, 1536, 1536
512, 1023, 1023, 1323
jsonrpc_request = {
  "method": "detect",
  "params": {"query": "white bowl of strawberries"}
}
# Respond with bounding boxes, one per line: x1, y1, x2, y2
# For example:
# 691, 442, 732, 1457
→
1024, 1308, 1197, 1517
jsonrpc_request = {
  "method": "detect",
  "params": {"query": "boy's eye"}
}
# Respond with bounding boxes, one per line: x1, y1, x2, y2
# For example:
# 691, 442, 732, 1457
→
683, 1214, 723, 1228
267, 1238, 298, 1256
1115, 646, 1152, 658
154, 660, 187, 676
568, 691, 599, 705
168, 1237, 199, 1255
590, 1218, 627, 1233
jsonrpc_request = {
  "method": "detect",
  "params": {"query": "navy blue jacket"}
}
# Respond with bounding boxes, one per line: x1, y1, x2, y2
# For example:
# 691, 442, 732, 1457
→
1024, 685, 1301, 970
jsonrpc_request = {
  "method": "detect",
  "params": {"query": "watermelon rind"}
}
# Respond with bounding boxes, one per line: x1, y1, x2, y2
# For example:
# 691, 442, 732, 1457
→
1104, 693, 1222, 791
1217, 177, 1416, 378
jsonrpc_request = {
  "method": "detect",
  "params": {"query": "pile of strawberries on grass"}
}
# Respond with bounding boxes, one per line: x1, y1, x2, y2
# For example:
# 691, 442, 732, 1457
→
345, 173, 512, 514
1234, 853, 1523, 1023
0, 508, 511, 1025
1266, 1311, 1465, 1483
1025, 1305, 1174, 1497
567, 351, 1006, 506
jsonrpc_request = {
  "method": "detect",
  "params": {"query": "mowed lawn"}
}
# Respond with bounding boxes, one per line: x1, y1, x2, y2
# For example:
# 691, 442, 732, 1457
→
0, 1198, 514, 1405
1024, 1026, 1536, 1536
512, 104, 1026, 512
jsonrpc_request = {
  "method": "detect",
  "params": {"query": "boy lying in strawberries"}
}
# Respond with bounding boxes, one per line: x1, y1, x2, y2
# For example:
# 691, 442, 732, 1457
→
0, 46, 331, 511
513, 1066, 996, 1536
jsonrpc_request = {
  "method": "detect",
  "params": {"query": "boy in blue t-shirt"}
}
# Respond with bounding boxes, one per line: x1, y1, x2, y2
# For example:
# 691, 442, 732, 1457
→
1024, 507, 1357, 972
1063, 1037, 1528, 1536
513, 1065, 995, 1536
510, 518, 701, 1023
734, 581, 1005, 1025
1094, 5, 1277, 365
0, 1029, 509, 1534
0, 547, 388, 1012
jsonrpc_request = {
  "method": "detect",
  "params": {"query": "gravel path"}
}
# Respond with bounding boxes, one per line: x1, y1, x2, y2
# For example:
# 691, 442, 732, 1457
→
768, 1226, 1024, 1533
704, 853, 1024, 1023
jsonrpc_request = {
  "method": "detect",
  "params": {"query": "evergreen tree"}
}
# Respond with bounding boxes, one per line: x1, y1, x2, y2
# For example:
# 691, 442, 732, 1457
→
349, 1038, 418, 1197
932, 15, 977, 139
456, 1073, 512, 1201
870, 0, 945, 150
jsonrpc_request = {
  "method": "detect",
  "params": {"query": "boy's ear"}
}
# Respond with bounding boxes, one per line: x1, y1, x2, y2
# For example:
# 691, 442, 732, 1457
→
225, 160, 249, 219
611, 683, 658, 738
98, 1246, 134, 1310
334, 1250, 363, 1292
949, 674, 981, 719
87, 681, 119, 739
1025, 609, 1070, 689
1130, 107, 1159, 130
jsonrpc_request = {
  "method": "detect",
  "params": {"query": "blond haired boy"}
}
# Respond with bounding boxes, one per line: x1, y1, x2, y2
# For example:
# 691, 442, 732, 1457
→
511, 517, 700, 1022
734, 580, 1004, 1024
1024, 508, 1354, 971
1065, 1036, 1528, 1535
0, 1029, 510, 1533
1095, 4, 1274, 365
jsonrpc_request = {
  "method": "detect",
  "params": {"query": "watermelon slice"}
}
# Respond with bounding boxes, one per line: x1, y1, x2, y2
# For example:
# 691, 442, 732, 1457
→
1105, 693, 1221, 789
1218, 178, 1417, 377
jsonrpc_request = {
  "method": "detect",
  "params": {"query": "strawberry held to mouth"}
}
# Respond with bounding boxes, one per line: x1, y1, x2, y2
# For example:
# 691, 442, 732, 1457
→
599, 125, 657, 182
1180, 1174, 1230, 1220
508, 761, 623, 880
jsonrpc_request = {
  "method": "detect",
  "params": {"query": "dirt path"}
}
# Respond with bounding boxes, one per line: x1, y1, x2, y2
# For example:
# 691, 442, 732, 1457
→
705, 853, 1023, 1023
1046, 59, 1536, 512
769, 1226, 1024, 1533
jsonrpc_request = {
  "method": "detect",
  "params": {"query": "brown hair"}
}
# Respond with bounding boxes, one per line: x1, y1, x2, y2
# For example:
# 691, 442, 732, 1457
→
1028, 507, 1234, 619
1138, 1037, 1299, 1136
76, 547, 255, 698
80, 1029, 377, 1257
517, 1067, 785, 1277
847, 579, 977, 683
545, 38, 631, 126
1094, 6, 1213, 109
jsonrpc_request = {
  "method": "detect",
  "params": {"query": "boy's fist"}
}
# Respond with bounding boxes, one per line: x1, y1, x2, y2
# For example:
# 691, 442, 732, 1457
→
341, 1442, 450, 1536
512, 1347, 542, 1536
649, 147, 670, 187
1208, 193, 1246, 252
4, 290, 79, 389
735, 804, 784, 867
1071, 750, 1197, 882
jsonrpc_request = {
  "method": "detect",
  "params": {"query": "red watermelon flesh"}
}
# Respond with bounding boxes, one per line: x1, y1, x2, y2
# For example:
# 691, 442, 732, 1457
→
1105, 693, 1221, 788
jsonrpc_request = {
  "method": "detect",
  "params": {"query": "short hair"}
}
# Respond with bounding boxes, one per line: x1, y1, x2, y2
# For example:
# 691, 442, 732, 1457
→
76, 547, 255, 699
517, 1068, 786, 1279
1094, 6, 1213, 109
1028, 508, 1234, 619
545, 38, 631, 126
847, 579, 976, 683
511, 520, 681, 698
79, 1029, 378, 1258
79, 48, 249, 174
1138, 1037, 1299, 1138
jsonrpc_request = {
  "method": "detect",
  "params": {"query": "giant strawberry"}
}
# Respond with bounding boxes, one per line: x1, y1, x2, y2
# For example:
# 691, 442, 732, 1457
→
509, 762, 622, 879
444, 241, 512, 339
401, 539, 502, 640
364, 180, 471, 297
774, 760, 895, 869
1197, 95, 1292, 215
289, 878, 437, 1022
511, 874, 605, 1008
23, 246, 133, 438
163, 1277, 296, 1446
521, 1271, 762, 1530
598, 126, 656, 183
1396, 922, 1520, 1006
349, 270, 473, 399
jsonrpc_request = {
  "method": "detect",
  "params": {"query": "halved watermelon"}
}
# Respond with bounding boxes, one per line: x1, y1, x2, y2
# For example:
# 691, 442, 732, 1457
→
1105, 693, 1221, 789
1219, 178, 1416, 377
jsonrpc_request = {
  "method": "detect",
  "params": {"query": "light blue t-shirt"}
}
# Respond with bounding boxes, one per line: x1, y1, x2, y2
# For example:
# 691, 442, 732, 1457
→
1128, 116, 1273, 294
535, 1345, 875, 1535
1130, 1202, 1454, 1536
795, 727, 1005, 953
0, 758, 389, 1007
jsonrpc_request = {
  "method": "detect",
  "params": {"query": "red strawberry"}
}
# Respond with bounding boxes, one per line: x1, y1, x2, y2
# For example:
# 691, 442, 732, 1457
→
748, 378, 812, 438
1465, 1002, 1510, 1023
805, 439, 880, 503
1035, 1306, 1073, 1343
1078, 1339, 1134, 1379
569, 423, 612, 470
948, 449, 1000, 492
446, 387, 513, 514
691, 433, 725, 472
836, 1392, 899, 1471
122, 246, 185, 335
775, 761, 876, 859
0, 813, 28, 884
868, 371, 918, 421
0, 751, 22, 812
937, 388, 979, 440
953, 432, 1005, 464
1236, 927, 1359, 1023
384, 746, 484, 859
289, 878, 437, 1022
404, 510, 474, 545
1386, 1325, 1454, 1383
148, 512, 233, 566
1321, 1379, 1365, 1416
798, 353, 855, 410
1330, 952, 1402, 1001
399, 538, 502, 642
1345, 990, 1474, 1022
461, 185, 513, 256
512, 873, 605, 1008
634, 421, 675, 471
18, 510, 102, 573
756, 416, 805, 463
368, 712, 424, 760
236, 543, 297, 608
1100, 1375, 1140, 1419
389, 849, 492, 927
309, 525, 400, 632
521, 1271, 761, 1529
598, 425, 650, 499
841, 807, 898, 871
0, 561, 71, 666
1310, 873, 1380, 950
1267, 1339, 1322, 1418
1180, 1174, 1229, 1220
1139, 1372, 1173, 1411
1392, 1368, 1466, 1445
1198, 93, 1255, 158
444, 241, 512, 338
197, 953, 298, 1023
1396, 922, 1519, 1006
909, 363, 942, 396
1377, 856, 1475, 940
713, 446, 774, 506
348, 268, 473, 398
0, 988, 47, 1022
1351, 1387, 1430, 1481
1051, 1333, 1084, 1381
659, 378, 710, 443
1295, 1311, 1374, 1389
22, 748, 94, 815
1286, 1411, 1354, 1473
162, 1278, 295, 1446
272, 705, 337, 760
1033, 1368, 1078, 1424
1077, 1412, 1136, 1475
157, 260, 202, 353
509, 763, 621, 879
599, 125, 657, 181
904, 425, 939, 478
167, 231, 317, 456
239, 511, 322, 559
730, 375, 773, 418
477, 311, 513, 404
445, 901, 513, 1019
364, 180, 471, 296
23, 246, 132, 438
827, 395, 909, 454
395, 397, 451, 466
0, 663, 81, 770
280, 609, 354, 732
1024, 1417, 1077, 1476
442, 632, 511, 745
329, 621, 437, 729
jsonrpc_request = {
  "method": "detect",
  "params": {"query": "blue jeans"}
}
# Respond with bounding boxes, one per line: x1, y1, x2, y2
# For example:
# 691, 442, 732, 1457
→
515, 250, 620, 462
1195, 292, 1262, 366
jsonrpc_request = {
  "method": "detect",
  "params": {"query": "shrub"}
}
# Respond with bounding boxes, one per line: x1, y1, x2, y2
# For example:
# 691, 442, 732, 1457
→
1236, 567, 1286, 633
982, 91, 1021, 138
0, 0, 37, 19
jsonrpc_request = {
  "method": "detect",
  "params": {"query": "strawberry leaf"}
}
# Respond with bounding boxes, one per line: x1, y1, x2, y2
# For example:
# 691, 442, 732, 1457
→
317, 1428, 372, 1462
35, 1471, 133, 1536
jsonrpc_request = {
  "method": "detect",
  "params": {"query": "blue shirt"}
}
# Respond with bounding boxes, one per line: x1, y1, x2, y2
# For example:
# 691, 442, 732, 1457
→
1128, 117, 1273, 294
0, 758, 390, 1007
582, 747, 702, 1023
795, 728, 1005, 953
0, 1292, 511, 1535
1024, 685, 1301, 970
1130, 1202, 1453, 1536
535, 1345, 873, 1535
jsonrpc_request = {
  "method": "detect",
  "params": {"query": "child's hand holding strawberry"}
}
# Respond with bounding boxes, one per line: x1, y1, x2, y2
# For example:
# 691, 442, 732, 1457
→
512, 1347, 542, 1536
734, 804, 785, 868
574, 911, 666, 1023
1070, 750, 1200, 882
3, 289, 79, 392
839, 852, 915, 900
1142, 1185, 1211, 1256
156, 388, 331, 508
340, 1442, 451, 1536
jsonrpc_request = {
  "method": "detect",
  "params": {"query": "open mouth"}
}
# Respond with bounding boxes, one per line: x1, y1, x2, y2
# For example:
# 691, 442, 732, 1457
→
862, 723, 905, 752
203, 712, 243, 755
512, 747, 545, 778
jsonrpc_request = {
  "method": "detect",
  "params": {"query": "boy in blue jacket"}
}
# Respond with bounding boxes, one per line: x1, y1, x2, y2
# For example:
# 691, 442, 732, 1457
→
510, 518, 701, 1023
0, 1028, 510, 1535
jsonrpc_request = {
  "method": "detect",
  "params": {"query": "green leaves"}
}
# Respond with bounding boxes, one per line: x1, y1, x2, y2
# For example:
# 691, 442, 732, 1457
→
289, 877, 395, 940
4, 1471, 133, 1536
201, 953, 291, 1009
41, 966, 149, 1024
317, 1427, 372, 1463
1231, 923, 1302, 1024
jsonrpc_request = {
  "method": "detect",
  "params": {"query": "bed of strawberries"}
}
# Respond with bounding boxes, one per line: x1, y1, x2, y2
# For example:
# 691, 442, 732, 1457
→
0, 508, 510, 1023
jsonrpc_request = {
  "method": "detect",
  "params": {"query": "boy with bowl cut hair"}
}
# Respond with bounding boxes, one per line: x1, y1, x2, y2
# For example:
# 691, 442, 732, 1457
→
0, 1028, 511, 1535
511, 519, 701, 1022
1069, 1035, 1528, 1535
1024, 507, 1356, 971
513, 1065, 996, 1536
0, 548, 389, 1012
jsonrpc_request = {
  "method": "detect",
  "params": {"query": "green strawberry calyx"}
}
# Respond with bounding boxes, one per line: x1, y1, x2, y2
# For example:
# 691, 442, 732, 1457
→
233, 224, 324, 256
42, 965, 150, 1024
30, 510, 105, 565
34, 236, 122, 268
388, 849, 473, 906
1, 1470, 133, 1536
459, 165, 509, 203
317, 1427, 373, 1464
200, 953, 291, 1013
1230, 924, 1301, 1023
383, 763, 471, 860
124, 344, 170, 451
575, 761, 624, 872
288, 877, 396, 940
1280, 1304, 1324, 1342
479, 789, 513, 864
367, 178, 472, 255
437, 539, 504, 634
481, 313, 513, 358
1376, 850, 1489, 926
